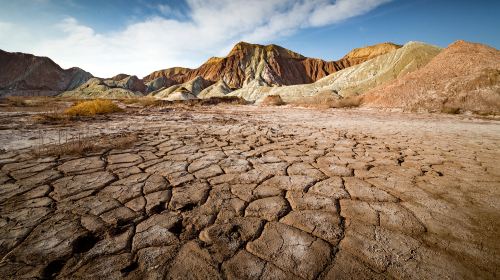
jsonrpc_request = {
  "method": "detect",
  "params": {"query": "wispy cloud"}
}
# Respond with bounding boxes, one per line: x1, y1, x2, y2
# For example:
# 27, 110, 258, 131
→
157, 3, 184, 18
0, 0, 391, 77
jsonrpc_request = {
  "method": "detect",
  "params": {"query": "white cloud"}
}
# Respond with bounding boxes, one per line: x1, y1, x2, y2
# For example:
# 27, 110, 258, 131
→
309, 0, 392, 26
0, 0, 391, 77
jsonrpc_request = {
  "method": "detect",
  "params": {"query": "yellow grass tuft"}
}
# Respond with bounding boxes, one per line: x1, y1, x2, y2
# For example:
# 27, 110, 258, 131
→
64, 99, 123, 116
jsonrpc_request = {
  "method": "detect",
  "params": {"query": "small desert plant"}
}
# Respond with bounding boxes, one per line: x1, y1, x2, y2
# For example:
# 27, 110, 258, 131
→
64, 99, 123, 116
260, 95, 284, 106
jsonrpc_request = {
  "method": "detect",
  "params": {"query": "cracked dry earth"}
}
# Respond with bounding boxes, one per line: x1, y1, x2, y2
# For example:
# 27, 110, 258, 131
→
0, 106, 499, 279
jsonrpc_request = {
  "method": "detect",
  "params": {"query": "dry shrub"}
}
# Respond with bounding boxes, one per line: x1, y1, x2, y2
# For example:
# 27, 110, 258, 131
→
33, 132, 138, 157
441, 106, 460, 114
4, 96, 31, 107
260, 95, 284, 106
32, 111, 71, 124
333, 96, 362, 108
151, 96, 248, 108
290, 92, 362, 109
121, 97, 162, 107
290, 91, 338, 109
64, 99, 123, 116
199, 96, 248, 106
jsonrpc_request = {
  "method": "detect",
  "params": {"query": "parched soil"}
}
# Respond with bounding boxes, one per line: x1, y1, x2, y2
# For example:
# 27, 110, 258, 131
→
0, 105, 499, 279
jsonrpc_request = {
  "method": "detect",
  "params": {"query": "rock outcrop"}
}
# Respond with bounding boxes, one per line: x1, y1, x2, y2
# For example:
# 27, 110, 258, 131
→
0, 49, 92, 97
144, 42, 401, 90
339, 42, 402, 66
145, 76, 179, 93
151, 76, 211, 100
197, 80, 232, 99
61, 75, 146, 99
362, 40, 500, 114
229, 42, 441, 103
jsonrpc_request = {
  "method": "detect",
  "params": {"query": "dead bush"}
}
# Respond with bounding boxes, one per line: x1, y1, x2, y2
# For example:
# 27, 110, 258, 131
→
148, 96, 248, 108
333, 96, 362, 108
441, 106, 460, 114
290, 91, 339, 109
290, 92, 362, 109
33, 132, 138, 157
4, 96, 31, 107
199, 96, 249, 106
260, 95, 284, 106
32, 111, 72, 124
121, 97, 162, 107
64, 99, 123, 116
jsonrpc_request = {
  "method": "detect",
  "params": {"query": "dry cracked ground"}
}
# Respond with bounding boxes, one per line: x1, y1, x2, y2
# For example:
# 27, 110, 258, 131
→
0, 105, 499, 279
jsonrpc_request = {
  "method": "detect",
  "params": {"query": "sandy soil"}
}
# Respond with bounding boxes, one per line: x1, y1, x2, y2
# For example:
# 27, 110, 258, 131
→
0, 105, 499, 279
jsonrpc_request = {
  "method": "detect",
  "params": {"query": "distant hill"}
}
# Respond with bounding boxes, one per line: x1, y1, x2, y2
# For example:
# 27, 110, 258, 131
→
362, 40, 500, 114
62, 74, 146, 99
0, 50, 92, 97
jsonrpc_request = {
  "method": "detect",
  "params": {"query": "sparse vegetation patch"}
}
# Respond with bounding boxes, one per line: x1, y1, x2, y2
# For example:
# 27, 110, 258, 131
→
32, 132, 137, 157
64, 99, 123, 116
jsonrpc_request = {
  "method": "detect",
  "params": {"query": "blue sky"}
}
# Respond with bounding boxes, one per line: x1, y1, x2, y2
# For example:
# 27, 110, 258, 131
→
0, 0, 498, 77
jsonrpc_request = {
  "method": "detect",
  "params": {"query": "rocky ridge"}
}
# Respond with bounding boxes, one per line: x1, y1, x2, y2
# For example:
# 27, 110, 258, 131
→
1, 42, 400, 100
151, 76, 212, 100
229, 41, 441, 102
62, 75, 147, 99
144, 42, 401, 90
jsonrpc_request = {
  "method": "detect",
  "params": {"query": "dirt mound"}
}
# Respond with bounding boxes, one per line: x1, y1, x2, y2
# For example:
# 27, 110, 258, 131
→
143, 41, 400, 90
363, 40, 500, 114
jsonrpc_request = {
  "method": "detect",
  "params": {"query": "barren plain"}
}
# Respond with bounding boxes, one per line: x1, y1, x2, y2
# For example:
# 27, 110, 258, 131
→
0, 104, 499, 279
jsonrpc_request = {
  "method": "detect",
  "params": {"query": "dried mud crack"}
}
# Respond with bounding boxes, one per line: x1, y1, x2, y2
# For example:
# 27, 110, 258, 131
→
0, 106, 499, 279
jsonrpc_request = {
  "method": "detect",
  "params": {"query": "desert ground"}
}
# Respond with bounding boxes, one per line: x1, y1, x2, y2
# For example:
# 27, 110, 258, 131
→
0, 101, 499, 279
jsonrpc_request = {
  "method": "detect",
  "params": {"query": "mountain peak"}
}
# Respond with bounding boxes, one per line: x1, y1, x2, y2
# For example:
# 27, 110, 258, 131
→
341, 42, 401, 61
228, 41, 304, 59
